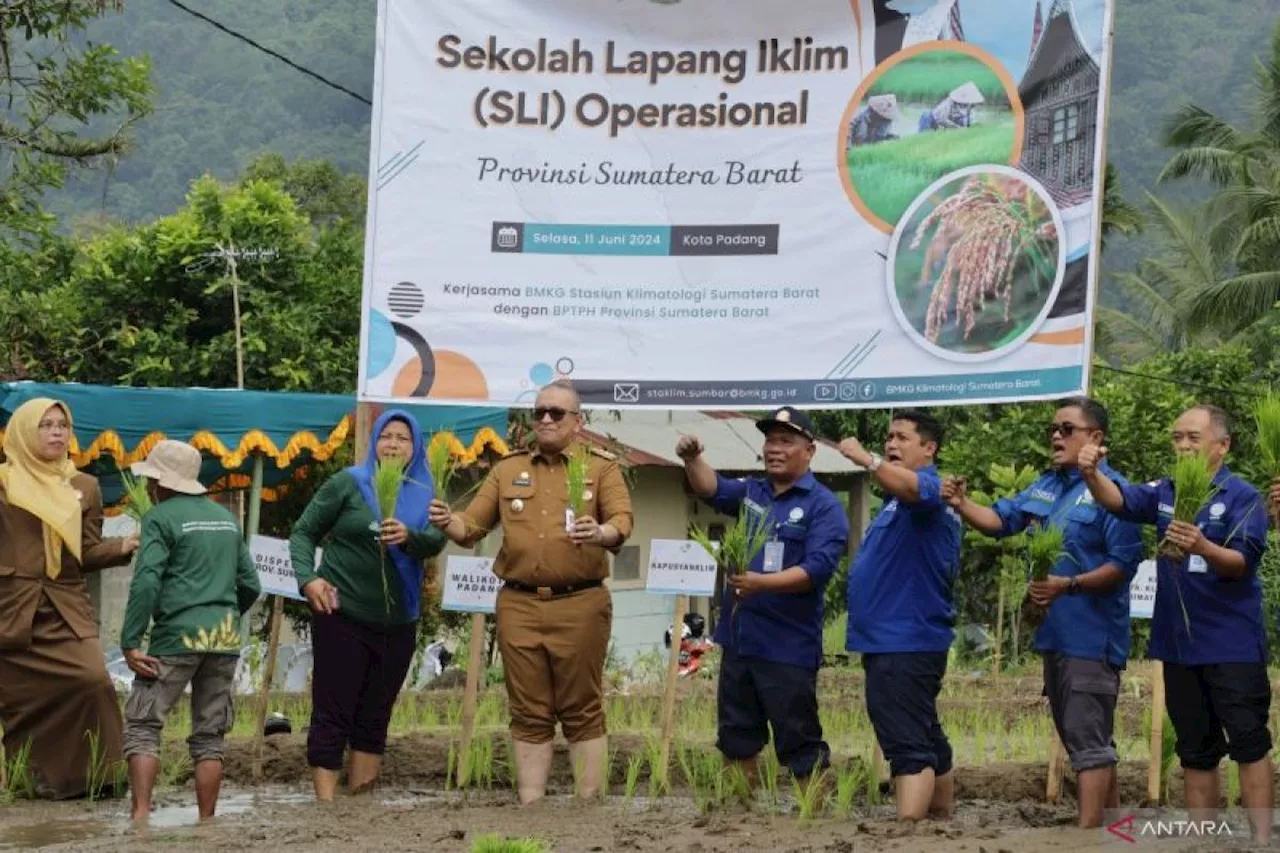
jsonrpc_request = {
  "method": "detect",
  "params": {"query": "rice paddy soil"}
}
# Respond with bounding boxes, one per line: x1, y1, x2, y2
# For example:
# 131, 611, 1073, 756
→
2, 670, 1278, 851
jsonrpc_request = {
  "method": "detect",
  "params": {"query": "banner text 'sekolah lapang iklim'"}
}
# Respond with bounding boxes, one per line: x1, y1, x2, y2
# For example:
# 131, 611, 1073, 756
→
358, 0, 1114, 409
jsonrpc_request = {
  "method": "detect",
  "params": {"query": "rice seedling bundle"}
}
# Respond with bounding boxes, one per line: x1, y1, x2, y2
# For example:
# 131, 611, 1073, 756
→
1019, 524, 1066, 630
373, 457, 407, 615
1161, 450, 1218, 559
120, 470, 153, 522
1255, 393, 1280, 525
565, 442, 591, 518
428, 431, 459, 498
689, 504, 771, 575
373, 457, 407, 521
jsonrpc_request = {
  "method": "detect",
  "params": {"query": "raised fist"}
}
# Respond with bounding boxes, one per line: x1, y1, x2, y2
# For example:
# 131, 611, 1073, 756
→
676, 435, 704, 461
1077, 443, 1108, 476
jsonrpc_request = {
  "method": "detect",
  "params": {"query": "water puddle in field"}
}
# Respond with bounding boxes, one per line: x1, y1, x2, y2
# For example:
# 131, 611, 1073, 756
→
0, 788, 314, 849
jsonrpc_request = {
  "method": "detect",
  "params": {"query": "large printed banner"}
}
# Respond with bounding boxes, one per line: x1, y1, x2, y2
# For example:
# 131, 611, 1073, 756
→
358, 0, 1113, 408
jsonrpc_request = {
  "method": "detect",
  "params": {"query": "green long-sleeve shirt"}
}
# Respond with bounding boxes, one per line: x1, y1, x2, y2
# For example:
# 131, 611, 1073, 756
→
121, 495, 262, 656
290, 472, 446, 625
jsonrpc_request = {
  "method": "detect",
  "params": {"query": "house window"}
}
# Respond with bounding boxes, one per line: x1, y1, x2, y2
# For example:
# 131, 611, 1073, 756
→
1052, 105, 1080, 145
612, 545, 641, 582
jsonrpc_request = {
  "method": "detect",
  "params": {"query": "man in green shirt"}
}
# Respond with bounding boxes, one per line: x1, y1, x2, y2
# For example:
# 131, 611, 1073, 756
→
120, 440, 261, 822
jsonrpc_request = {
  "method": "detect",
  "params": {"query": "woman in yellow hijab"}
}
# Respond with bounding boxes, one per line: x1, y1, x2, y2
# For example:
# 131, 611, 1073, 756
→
0, 398, 139, 799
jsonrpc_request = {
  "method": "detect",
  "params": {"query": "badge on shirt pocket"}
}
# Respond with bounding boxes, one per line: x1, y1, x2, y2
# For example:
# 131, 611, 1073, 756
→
1188, 555, 1208, 574
762, 541, 784, 574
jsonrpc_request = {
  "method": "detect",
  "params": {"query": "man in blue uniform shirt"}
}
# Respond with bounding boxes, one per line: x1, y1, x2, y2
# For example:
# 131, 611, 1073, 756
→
676, 407, 848, 784
839, 409, 960, 822
1079, 404, 1271, 842
941, 397, 1143, 829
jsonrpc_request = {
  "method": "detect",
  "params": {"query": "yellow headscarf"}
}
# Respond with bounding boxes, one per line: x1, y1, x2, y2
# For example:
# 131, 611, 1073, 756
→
0, 398, 82, 578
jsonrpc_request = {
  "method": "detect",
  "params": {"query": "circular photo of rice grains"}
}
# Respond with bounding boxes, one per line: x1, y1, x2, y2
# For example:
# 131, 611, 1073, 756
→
838, 42, 1024, 233
885, 165, 1065, 363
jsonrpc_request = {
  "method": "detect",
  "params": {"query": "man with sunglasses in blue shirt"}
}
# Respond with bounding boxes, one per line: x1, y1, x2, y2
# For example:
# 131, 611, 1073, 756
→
942, 397, 1143, 829
1078, 404, 1271, 843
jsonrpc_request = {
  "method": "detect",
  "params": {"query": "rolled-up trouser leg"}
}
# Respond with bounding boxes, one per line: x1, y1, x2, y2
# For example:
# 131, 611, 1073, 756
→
187, 655, 239, 763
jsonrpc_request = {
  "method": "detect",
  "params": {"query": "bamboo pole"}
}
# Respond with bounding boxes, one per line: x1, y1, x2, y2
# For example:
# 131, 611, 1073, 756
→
242, 452, 284, 782
456, 539, 489, 788
656, 595, 689, 791
1147, 661, 1165, 805
994, 585, 1005, 676
1046, 730, 1066, 803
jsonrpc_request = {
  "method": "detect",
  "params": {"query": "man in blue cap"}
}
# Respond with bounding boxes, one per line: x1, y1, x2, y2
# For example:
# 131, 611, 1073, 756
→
839, 409, 960, 822
676, 406, 848, 785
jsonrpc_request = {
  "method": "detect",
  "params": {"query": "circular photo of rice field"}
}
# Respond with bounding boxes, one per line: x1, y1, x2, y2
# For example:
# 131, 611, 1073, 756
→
839, 43, 1023, 233
886, 165, 1065, 363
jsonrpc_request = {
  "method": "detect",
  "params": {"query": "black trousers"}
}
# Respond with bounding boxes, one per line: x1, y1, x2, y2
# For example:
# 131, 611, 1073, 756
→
307, 611, 416, 770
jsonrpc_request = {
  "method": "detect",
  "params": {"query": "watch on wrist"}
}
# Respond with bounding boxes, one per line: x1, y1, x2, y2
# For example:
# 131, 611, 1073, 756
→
867, 453, 883, 472
1068, 577, 1081, 595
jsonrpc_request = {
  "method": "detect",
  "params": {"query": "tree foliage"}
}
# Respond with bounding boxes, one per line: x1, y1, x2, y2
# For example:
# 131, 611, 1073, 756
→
0, 0, 151, 241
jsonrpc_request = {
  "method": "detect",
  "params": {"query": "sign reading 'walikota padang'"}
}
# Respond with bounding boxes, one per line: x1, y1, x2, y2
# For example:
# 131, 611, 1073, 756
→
359, 0, 1114, 409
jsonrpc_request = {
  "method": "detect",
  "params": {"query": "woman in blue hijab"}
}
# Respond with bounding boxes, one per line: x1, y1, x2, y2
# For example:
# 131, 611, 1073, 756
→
290, 409, 445, 801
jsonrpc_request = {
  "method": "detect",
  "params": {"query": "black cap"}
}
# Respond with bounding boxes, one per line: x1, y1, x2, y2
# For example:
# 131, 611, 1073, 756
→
756, 406, 815, 441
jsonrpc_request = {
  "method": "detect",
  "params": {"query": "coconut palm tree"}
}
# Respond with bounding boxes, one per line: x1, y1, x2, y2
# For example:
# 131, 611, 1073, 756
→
1097, 194, 1229, 362
1155, 20, 1280, 334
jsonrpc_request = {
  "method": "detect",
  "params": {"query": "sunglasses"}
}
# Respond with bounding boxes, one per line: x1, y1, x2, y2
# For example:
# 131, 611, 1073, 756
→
1047, 423, 1091, 439
533, 407, 578, 423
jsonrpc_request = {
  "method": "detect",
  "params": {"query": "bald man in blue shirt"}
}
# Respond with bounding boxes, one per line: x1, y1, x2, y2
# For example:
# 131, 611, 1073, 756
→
1080, 404, 1271, 843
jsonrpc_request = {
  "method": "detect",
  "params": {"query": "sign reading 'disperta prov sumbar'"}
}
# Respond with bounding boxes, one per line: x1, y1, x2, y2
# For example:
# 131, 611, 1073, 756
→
358, 0, 1114, 409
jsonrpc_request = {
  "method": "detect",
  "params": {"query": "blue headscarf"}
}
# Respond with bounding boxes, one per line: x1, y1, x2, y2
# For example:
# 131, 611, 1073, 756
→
347, 409, 434, 620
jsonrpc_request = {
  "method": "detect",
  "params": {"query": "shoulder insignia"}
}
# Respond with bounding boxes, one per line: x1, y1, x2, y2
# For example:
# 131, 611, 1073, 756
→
589, 446, 618, 461
500, 448, 531, 460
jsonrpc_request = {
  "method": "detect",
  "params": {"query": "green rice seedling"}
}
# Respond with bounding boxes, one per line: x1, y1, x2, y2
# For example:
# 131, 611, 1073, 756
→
833, 762, 860, 816
84, 728, 124, 802
1020, 524, 1067, 630
624, 752, 645, 801
119, 470, 154, 521
1254, 393, 1280, 478
470, 835, 548, 853
792, 770, 830, 824
645, 735, 668, 797
566, 442, 591, 518
759, 747, 782, 810
863, 755, 882, 806
445, 741, 457, 792
159, 749, 192, 788
0, 739, 35, 803
722, 761, 752, 807
690, 504, 771, 577
1226, 761, 1240, 808
445, 696, 463, 728
428, 431, 459, 498
373, 456, 408, 614
1162, 450, 1218, 559
676, 744, 713, 814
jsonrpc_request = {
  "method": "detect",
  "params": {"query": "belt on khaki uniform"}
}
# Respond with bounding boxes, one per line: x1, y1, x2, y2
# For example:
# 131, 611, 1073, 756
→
502, 578, 603, 599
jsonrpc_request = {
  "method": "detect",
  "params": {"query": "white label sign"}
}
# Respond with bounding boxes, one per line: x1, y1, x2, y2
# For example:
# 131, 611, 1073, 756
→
646, 539, 718, 597
443, 555, 503, 613
249, 535, 309, 602
1129, 559, 1156, 620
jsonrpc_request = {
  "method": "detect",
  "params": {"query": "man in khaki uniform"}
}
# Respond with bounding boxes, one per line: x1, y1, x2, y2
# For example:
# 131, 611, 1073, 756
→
430, 380, 633, 803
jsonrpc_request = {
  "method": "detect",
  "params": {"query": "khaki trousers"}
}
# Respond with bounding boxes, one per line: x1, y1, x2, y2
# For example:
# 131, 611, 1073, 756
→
496, 584, 611, 743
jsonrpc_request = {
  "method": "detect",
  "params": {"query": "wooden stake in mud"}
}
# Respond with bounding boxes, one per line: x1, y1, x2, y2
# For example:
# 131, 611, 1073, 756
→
252, 593, 285, 781
656, 595, 689, 791
1147, 660, 1165, 804
1046, 729, 1067, 803
993, 585, 1005, 676
456, 540, 489, 788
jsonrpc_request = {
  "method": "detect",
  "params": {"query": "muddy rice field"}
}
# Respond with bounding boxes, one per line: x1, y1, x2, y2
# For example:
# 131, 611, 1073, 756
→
2, 669, 1278, 851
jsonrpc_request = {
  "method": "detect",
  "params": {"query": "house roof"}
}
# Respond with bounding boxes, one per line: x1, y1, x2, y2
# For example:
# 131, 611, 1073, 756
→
576, 410, 863, 476
1020, 0, 1099, 97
